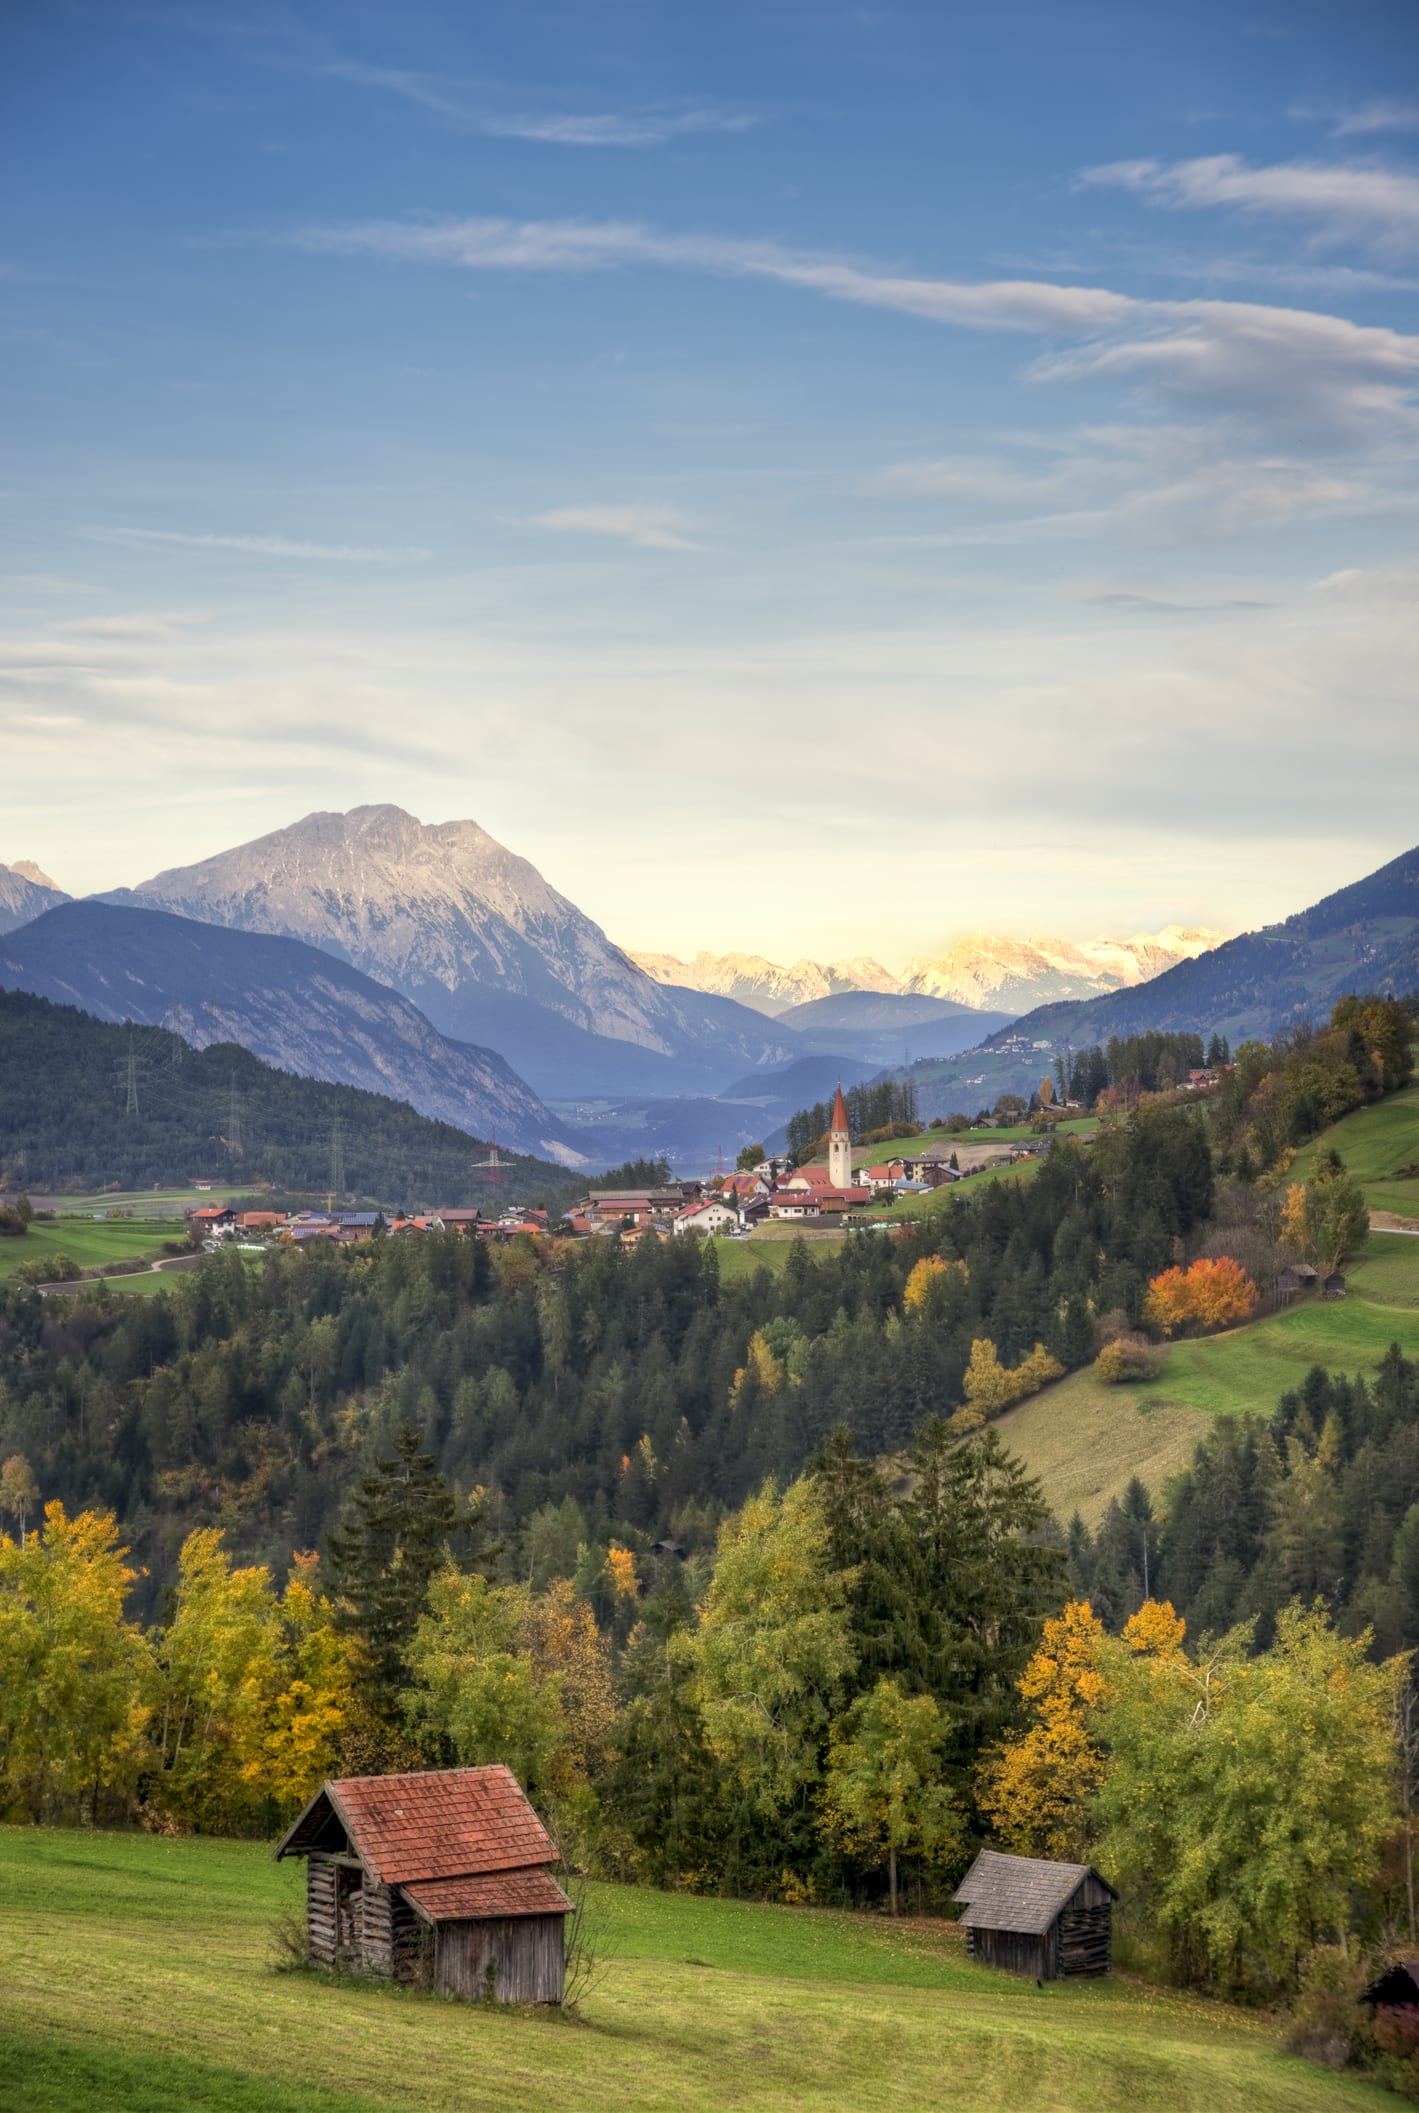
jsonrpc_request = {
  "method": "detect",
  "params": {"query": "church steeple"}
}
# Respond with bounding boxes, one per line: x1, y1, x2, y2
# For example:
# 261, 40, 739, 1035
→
828, 1083, 852, 1190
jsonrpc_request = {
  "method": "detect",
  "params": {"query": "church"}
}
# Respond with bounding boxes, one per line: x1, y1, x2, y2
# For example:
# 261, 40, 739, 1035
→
767, 1085, 870, 1219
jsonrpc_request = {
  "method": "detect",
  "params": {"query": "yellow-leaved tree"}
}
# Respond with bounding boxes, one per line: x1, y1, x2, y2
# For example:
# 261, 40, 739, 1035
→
978, 1601, 1108, 1859
0, 1501, 147, 1824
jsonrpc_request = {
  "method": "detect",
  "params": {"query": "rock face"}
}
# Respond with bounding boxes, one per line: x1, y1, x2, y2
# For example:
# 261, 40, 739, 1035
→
0, 860, 68, 937
0, 901, 579, 1164
632, 950, 903, 1016
116, 807, 793, 1095
902, 928, 1226, 1012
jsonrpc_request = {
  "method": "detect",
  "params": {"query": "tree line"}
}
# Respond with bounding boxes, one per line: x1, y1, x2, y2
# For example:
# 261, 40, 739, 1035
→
784, 1078, 919, 1161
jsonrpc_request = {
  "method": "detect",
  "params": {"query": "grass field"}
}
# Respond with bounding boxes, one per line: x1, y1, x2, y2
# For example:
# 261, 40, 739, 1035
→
1000, 1243, 1419, 1525
1291, 1077, 1419, 1225
0, 1216, 178, 1282
0, 1828, 1384, 2113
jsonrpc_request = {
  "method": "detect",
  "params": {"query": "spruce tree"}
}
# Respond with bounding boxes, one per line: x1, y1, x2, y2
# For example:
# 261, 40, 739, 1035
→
327, 1422, 463, 1706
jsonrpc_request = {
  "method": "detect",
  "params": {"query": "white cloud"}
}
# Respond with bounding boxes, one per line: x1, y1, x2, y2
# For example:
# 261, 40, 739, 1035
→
313, 58, 754, 147
1080, 153, 1419, 250
81, 526, 429, 562
1329, 101, 1419, 139
292, 214, 1419, 444
530, 505, 701, 550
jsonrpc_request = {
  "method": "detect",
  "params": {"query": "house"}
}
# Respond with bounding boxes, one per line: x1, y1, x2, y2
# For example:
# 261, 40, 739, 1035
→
954, 1849, 1116, 1980
1323, 1269, 1348, 1298
673, 1199, 740, 1238
235, 1211, 281, 1232
186, 1204, 234, 1233
1362, 1959, 1419, 2014
273, 1765, 572, 2004
1278, 1261, 1320, 1299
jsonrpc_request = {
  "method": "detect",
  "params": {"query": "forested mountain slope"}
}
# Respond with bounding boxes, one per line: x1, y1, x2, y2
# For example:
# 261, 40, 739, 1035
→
0, 901, 575, 1161
0, 989, 574, 1201
982, 842, 1419, 1052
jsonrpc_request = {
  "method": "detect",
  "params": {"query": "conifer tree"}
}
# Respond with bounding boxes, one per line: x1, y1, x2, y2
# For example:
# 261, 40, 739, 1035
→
326, 1422, 464, 1705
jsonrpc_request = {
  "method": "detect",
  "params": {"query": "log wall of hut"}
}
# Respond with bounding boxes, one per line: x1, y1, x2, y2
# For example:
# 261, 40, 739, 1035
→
433, 1914, 566, 2005
967, 1927, 1050, 1980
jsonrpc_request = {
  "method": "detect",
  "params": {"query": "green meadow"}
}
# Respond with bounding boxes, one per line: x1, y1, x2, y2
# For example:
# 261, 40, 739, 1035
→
1000, 1242, 1419, 1525
1290, 1076, 1419, 1224
0, 1215, 178, 1282
0, 1827, 1385, 2113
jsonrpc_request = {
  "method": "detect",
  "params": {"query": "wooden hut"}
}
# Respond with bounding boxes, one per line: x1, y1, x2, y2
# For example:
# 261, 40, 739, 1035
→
954, 1849, 1116, 1980
273, 1765, 572, 2004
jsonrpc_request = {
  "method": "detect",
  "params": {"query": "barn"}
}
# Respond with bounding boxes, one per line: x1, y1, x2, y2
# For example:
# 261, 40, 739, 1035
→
955, 1849, 1116, 1981
273, 1764, 572, 2004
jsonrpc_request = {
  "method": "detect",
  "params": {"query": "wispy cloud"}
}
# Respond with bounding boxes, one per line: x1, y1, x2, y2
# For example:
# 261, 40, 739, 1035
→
530, 505, 701, 550
81, 526, 429, 562
1316, 100, 1419, 140
291, 213, 1419, 443
1079, 153, 1419, 250
296, 54, 757, 147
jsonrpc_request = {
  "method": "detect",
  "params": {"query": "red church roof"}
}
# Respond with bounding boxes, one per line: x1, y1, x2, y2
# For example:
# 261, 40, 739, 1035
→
830, 1084, 850, 1135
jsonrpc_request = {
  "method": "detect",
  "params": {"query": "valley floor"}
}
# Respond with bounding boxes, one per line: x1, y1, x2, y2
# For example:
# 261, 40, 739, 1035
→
0, 1828, 1385, 2113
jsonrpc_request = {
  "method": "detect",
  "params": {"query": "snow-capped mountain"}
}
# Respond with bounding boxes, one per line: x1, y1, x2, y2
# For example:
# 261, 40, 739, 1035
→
631, 950, 903, 1016
112, 807, 794, 1097
632, 928, 1226, 1020
0, 859, 68, 937
902, 928, 1225, 1010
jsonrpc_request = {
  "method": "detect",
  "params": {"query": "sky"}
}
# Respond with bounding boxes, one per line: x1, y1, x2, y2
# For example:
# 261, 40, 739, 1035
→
3, 0, 1418, 966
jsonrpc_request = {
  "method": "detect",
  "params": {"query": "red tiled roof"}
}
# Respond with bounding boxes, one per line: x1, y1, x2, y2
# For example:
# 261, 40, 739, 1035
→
327, 1766, 555, 1885
402, 1867, 573, 1922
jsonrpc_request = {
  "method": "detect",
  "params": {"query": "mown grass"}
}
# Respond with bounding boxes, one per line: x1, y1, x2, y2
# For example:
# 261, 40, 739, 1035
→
1001, 1245, 1419, 1524
1291, 1077, 1419, 1225
0, 1215, 177, 1281
0, 1827, 1386, 2112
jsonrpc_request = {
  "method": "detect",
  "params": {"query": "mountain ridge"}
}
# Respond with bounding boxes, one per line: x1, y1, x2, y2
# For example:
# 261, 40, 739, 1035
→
111, 807, 796, 1097
0, 859, 69, 937
0, 900, 582, 1163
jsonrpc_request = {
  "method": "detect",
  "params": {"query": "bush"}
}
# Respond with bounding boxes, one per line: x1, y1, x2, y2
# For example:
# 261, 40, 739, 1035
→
1094, 1334, 1163, 1384
13, 1251, 80, 1286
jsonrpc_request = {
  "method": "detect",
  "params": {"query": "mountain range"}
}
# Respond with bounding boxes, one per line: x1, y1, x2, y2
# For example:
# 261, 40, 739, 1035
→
0, 859, 68, 936
978, 843, 1419, 1058
108, 808, 796, 1100
634, 927, 1226, 1017
0, 901, 579, 1164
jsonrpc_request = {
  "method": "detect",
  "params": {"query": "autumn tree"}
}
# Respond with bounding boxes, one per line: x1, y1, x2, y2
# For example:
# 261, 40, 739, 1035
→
0, 1502, 147, 1823
961, 1337, 1063, 1422
1143, 1256, 1257, 1337
675, 1478, 856, 1818
978, 1601, 1108, 1860
0, 1454, 38, 1546
1095, 1601, 1402, 1993
1290, 1151, 1370, 1276
822, 1677, 964, 1914
403, 1570, 564, 1797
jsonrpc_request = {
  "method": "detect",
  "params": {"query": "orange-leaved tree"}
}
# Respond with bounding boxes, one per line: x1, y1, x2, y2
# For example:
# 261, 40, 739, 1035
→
1143, 1255, 1257, 1337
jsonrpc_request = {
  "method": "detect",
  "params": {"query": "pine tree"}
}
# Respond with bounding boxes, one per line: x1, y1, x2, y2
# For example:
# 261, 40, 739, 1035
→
326, 1423, 464, 1706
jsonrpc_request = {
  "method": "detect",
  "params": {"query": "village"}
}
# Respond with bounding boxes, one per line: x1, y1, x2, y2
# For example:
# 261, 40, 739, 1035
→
186, 1089, 1046, 1253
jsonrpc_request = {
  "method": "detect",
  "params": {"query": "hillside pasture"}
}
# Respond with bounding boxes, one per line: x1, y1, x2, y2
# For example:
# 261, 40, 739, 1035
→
1290, 1076, 1419, 1226
0, 1215, 177, 1282
0, 1828, 1384, 2113
1000, 1245, 1419, 1525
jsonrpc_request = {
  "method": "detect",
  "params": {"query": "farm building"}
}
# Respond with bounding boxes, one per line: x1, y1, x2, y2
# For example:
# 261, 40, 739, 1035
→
274, 1765, 572, 2004
955, 1850, 1116, 1981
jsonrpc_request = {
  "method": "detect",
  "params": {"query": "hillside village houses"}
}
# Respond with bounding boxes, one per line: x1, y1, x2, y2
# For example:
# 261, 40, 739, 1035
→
183, 1084, 1046, 1254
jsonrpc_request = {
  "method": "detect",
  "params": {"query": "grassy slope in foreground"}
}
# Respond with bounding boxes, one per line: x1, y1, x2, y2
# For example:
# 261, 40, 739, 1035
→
0, 1828, 1383, 2113
999, 1243, 1419, 1527
0, 1215, 176, 1282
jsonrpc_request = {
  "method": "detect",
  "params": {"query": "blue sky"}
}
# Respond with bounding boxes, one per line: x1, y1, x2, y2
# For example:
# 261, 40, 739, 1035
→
3, 0, 1418, 964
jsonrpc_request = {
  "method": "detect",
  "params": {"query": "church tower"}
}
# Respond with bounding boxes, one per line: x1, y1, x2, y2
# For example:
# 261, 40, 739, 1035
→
828, 1083, 852, 1190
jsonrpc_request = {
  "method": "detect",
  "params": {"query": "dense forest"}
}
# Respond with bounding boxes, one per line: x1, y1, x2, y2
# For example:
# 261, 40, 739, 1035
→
0, 989, 575, 1206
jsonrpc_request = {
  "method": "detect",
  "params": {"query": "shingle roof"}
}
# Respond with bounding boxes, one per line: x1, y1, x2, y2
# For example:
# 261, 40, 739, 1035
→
402, 1868, 573, 1922
276, 1765, 556, 1886
955, 1850, 1115, 1934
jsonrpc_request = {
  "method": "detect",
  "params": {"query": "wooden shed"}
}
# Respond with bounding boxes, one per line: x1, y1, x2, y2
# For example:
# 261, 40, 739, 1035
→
274, 1765, 572, 2004
954, 1849, 1117, 1981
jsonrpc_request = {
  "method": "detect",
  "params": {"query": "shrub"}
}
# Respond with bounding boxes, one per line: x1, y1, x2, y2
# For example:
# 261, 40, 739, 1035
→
1143, 1255, 1257, 1337
1094, 1334, 1163, 1384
